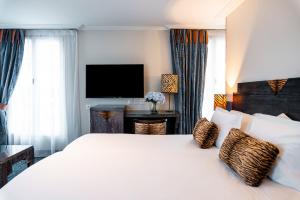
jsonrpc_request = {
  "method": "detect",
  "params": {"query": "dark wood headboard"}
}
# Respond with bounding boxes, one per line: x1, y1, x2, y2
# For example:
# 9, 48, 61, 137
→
232, 77, 300, 121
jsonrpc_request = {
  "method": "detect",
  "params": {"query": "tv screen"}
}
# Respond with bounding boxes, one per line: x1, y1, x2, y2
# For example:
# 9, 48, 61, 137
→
86, 64, 144, 98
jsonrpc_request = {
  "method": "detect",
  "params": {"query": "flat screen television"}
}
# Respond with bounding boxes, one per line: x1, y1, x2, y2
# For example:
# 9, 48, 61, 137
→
86, 64, 144, 98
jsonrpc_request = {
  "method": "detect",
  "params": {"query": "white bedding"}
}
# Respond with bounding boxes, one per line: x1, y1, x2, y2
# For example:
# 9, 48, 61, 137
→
0, 134, 299, 200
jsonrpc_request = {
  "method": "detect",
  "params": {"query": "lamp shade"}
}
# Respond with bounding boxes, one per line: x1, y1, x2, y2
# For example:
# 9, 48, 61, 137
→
161, 74, 178, 93
214, 94, 227, 110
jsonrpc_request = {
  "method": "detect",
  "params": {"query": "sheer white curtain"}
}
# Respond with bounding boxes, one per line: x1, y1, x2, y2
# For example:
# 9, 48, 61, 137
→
8, 30, 81, 157
202, 30, 226, 120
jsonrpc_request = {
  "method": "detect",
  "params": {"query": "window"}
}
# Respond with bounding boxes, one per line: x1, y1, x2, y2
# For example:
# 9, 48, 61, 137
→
8, 30, 80, 157
202, 30, 226, 119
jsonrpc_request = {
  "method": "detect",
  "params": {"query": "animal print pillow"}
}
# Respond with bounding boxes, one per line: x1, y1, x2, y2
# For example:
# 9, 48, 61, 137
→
193, 118, 219, 149
219, 128, 279, 186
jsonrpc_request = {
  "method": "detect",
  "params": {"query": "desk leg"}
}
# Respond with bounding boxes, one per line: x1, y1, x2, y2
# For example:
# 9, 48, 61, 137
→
0, 163, 8, 188
27, 147, 34, 167
7, 162, 12, 174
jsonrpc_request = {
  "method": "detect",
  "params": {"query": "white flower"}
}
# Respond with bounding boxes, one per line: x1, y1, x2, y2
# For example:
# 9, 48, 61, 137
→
145, 92, 165, 104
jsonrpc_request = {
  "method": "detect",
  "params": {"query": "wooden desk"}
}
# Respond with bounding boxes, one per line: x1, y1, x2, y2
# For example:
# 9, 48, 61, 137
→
0, 145, 34, 188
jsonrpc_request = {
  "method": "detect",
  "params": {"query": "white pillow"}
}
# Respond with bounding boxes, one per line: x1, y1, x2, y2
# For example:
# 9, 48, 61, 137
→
230, 110, 253, 133
248, 115, 300, 191
278, 113, 291, 120
215, 107, 228, 113
211, 108, 242, 148
254, 113, 291, 121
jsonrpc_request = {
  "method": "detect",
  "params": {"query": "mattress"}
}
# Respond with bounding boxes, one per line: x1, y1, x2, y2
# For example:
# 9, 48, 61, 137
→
0, 134, 299, 200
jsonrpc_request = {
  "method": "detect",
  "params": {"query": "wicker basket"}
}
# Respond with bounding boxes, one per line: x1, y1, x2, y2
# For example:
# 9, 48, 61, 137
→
134, 122, 149, 134
149, 122, 166, 135
134, 120, 166, 135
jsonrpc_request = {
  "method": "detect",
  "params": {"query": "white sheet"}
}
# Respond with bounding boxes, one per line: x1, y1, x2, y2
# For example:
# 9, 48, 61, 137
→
0, 134, 299, 200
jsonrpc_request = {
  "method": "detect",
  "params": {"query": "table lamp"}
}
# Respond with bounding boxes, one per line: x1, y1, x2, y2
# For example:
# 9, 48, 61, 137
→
214, 94, 227, 110
161, 74, 178, 112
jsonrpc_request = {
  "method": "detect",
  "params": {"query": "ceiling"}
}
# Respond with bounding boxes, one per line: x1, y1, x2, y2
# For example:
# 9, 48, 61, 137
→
0, 0, 245, 30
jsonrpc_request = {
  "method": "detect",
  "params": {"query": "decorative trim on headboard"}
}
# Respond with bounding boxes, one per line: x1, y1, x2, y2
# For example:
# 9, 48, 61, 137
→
267, 79, 288, 95
232, 77, 300, 121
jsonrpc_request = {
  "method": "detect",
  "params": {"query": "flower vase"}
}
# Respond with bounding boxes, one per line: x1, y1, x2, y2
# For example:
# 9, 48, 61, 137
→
151, 102, 158, 113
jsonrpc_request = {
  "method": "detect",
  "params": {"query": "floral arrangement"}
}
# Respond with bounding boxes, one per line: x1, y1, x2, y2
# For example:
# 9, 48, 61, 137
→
145, 92, 165, 104
145, 92, 165, 113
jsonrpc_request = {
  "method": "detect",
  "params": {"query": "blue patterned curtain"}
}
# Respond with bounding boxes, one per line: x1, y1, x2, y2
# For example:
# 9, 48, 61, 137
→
170, 29, 208, 134
0, 30, 25, 144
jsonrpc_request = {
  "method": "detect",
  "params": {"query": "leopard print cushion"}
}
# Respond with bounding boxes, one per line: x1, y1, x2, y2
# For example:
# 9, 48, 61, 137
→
193, 118, 219, 149
219, 128, 279, 187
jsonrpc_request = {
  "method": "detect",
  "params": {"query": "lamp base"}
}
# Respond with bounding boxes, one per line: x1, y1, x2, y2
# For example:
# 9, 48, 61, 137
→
163, 93, 176, 113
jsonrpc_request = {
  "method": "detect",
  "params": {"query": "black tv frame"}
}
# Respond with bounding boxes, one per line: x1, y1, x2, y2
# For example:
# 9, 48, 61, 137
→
86, 64, 144, 98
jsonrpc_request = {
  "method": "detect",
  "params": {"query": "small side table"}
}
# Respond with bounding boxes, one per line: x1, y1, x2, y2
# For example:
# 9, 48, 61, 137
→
90, 105, 125, 133
0, 145, 34, 188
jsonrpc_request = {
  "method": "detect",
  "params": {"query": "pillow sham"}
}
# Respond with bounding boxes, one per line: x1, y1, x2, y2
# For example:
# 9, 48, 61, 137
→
248, 115, 300, 191
215, 107, 228, 113
254, 113, 292, 121
211, 108, 242, 148
230, 110, 253, 132
278, 113, 291, 120
193, 118, 219, 149
219, 128, 279, 187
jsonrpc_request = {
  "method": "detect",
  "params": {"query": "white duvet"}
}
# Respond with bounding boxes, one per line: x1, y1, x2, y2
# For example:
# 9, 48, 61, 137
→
0, 134, 299, 200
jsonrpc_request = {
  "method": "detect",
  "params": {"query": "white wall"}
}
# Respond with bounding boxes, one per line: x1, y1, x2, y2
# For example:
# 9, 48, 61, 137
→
226, 0, 300, 93
78, 30, 172, 133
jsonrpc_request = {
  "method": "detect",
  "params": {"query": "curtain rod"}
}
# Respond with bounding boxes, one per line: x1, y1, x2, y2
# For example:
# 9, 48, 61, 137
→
0, 24, 226, 31
0, 24, 81, 30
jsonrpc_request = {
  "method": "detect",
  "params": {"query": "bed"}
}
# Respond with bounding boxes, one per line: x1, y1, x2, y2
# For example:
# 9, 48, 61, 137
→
0, 134, 299, 200
0, 78, 300, 200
